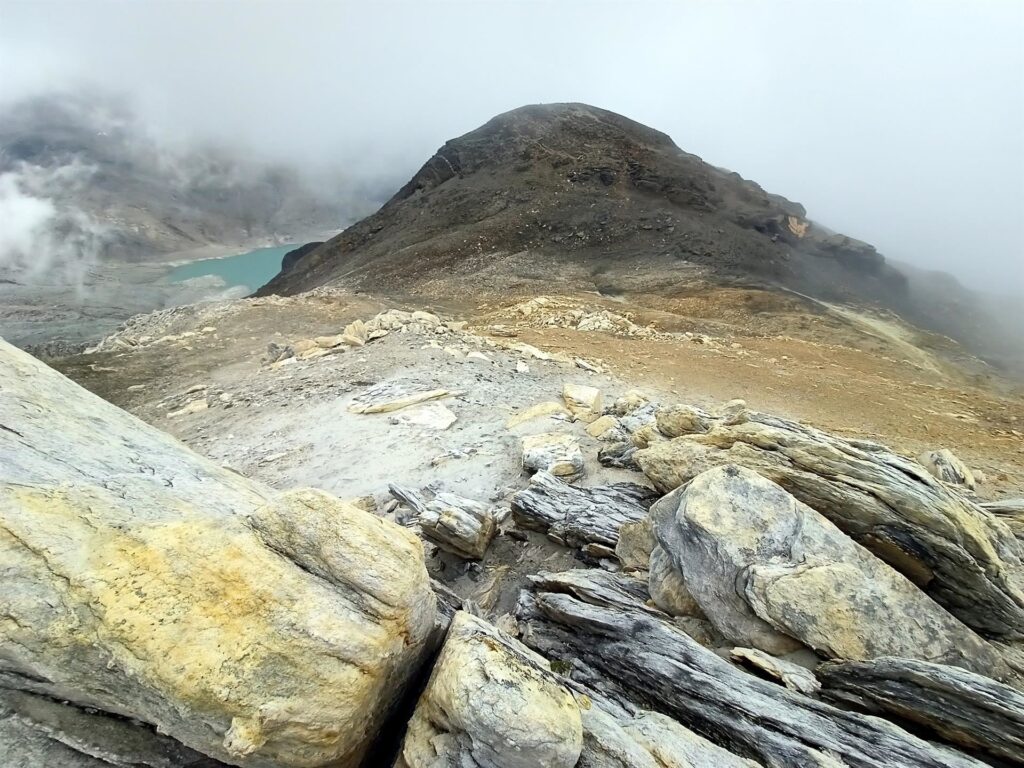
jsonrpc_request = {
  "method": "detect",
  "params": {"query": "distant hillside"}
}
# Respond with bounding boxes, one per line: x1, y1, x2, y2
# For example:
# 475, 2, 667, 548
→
0, 92, 375, 270
261, 103, 905, 303
261, 102, 1022, 374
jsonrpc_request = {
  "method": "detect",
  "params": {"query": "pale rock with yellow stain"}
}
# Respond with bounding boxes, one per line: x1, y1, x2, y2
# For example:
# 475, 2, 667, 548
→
562, 383, 603, 423
650, 465, 1011, 679
918, 448, 976, 490
636, 408, 1024, 640
505, 400, 570, 429
586, 414, 620, 439
0, 339, 439, 767
395, 611, 583, 768
521, 432, 586, 482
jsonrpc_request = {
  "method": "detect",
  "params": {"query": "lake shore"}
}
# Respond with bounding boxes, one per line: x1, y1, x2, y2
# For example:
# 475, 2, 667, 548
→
0, 230, 340, 353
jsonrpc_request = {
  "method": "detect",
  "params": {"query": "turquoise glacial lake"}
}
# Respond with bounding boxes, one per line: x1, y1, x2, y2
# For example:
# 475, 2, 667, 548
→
167, 244, 294, 292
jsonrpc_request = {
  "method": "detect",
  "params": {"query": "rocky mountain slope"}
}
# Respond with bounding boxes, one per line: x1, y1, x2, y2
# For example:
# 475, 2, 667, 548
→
4, 294, 1024, 766
261, 103, 1022, 374
263, 103, 902, 303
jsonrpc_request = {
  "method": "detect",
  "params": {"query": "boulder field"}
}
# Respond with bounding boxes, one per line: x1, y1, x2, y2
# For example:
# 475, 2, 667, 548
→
2, 319, 1023, 767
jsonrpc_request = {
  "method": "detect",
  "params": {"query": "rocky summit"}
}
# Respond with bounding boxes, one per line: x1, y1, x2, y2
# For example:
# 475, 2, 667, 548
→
2, 103, 1024, 768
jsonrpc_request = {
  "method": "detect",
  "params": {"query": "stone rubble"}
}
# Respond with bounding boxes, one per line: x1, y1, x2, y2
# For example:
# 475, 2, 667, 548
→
6, 325, 1024, 768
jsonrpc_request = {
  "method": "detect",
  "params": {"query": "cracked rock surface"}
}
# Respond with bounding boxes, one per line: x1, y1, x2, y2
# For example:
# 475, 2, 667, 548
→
0, 339, 438, 768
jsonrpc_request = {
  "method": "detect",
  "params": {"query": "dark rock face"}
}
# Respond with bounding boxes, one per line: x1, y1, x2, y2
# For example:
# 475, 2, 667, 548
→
257, 102, 907, 305
281, 241, 325, 273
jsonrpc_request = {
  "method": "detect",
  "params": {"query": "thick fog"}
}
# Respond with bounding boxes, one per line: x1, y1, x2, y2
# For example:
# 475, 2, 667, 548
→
1, 0, 1021, 294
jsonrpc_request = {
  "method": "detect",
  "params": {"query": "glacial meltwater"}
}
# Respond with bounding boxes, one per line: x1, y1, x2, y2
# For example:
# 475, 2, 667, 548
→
167, 244, 295, 293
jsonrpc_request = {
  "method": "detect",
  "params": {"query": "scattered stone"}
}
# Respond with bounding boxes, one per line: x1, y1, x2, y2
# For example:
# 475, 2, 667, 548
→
505, 400, 571, 428
389, 402, 458, 430
315, 334, 346, 348
611, 389, 649, 416
264, 341, 294, 363
348, 384, 454, 414
521, 432, 586, 482
184, 383, 207, 395
655, 403, 713, 438
167, 398, 208, 418
390, 485, 497, 559
586, 414, 620, 439
563, 383, 603, 422
465, 350, 491, 363
918, 448, 976, 490
730, 648, 821, 696
598, 441, 640, 470
395, 612, 583, 768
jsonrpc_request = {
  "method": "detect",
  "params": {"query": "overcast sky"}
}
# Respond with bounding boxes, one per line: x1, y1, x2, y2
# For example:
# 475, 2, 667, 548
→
1, 0, 1021, 292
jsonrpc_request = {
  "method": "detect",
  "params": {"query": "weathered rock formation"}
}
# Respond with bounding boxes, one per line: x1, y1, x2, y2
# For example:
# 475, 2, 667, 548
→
389, 484, 497, 559
395, 611, 583, 768
517, 574, 987, 767
819, 657, 1024, 764
511, 471, 658, 559
0, 339, 439, 767
650, 465, 1009, 676
636, 408, 1024, 638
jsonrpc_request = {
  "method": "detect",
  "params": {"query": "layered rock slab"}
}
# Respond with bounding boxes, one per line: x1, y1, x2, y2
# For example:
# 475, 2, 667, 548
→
819, 657, 1024, 764
636, 408, 1024, 638
0, 339, 438, 767
517, 578, 986, 768
650, 465, 1008, 677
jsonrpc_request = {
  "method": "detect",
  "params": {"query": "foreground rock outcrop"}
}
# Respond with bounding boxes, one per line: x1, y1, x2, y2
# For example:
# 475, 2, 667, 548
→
0, 339, 439, 767
517, 573, 986, 767
396, 611, 583, 768
651, 466, 1010, 677
819, 657, 1024, 764
636, 408, 1024, 638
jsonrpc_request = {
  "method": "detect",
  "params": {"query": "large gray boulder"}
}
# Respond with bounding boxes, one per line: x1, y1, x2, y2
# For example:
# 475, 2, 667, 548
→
637, 407, 1024, 639
650, 465, 1011, 679
0, 339, 439, 767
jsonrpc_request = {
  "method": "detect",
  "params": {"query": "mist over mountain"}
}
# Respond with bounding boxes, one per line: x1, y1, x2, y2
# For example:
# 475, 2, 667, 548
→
0, 91, 379, 283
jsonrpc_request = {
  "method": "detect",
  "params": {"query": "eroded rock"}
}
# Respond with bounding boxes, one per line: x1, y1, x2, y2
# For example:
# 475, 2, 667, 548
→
521, 432, 586, 481
636, 408, 1024, 639
395, 611, 583, 768
390, 484, 497, 560
651, 465, 1010, 678
0, 340, 439, 767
